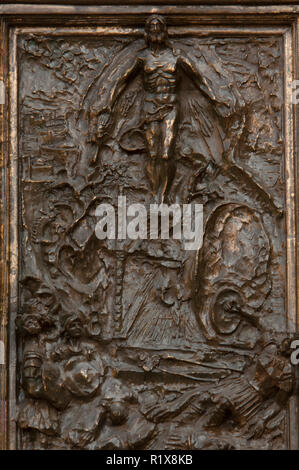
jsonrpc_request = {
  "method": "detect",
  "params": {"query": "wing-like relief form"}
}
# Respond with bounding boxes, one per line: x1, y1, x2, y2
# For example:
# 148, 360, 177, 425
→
75, 39, 145, 176
175, 41, 282, 215
172, 42, 246, 181
176, 42, 245, 120
79, 39, 145, 117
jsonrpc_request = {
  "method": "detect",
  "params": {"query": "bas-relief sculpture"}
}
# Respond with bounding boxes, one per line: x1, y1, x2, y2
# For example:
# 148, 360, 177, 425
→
16, 15, 294, 449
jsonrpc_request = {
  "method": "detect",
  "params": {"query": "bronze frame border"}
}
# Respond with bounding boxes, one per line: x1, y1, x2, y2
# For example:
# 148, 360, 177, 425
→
0, 6, 298, 450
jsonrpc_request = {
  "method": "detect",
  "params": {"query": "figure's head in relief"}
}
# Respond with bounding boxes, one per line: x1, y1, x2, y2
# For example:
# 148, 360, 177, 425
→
63, 312, 85, 338
145, 15, 168, 47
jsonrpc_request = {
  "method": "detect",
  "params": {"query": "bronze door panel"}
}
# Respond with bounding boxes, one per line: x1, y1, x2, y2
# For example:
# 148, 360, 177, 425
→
0, 3, 298, 450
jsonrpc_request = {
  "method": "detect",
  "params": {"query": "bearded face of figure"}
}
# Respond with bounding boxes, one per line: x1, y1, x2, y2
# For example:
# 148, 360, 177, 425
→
145, 16, 167, 46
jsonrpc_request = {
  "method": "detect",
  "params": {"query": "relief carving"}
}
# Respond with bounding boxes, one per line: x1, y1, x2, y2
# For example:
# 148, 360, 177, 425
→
16, 15, 293, 449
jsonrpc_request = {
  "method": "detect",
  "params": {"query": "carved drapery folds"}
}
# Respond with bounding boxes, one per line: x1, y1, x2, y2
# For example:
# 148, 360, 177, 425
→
15, 15, 294, 449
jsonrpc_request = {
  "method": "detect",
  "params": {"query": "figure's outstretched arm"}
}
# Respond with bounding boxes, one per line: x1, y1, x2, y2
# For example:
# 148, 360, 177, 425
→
108, 57, 143, 111
177, 53, 205, 92
92, 55, 142, 142
177, 46, 244, 119
97, 55, 142, 115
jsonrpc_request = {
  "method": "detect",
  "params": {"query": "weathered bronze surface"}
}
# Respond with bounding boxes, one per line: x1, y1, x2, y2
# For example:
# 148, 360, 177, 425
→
0, 3, 299, 450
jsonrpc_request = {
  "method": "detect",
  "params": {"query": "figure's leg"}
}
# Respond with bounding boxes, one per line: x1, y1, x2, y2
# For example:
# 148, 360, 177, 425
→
160, 109, 177, 201
161, 109, 177, 160
145, 121, 160, 196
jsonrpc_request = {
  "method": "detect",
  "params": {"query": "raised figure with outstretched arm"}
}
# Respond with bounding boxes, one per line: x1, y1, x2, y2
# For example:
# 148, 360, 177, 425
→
91, 14, 243, 202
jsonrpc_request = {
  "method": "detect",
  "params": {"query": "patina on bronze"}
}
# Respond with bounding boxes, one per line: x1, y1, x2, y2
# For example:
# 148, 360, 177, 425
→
0, 3, 298, 450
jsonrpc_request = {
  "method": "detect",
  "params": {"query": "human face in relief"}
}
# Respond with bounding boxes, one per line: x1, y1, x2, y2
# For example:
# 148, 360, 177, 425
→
147, 18, 167, 46
67, 318, 84, 338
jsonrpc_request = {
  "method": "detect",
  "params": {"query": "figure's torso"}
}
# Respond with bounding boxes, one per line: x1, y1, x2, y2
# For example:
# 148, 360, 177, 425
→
141, 48, 178, 105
